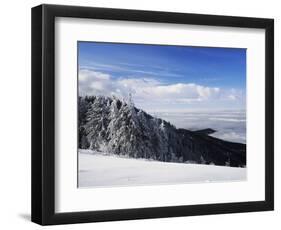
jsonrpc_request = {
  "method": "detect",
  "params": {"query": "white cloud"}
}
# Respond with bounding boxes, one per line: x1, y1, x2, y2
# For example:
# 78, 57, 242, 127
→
228, 95, 237, 100
79, 69, 110, 81
79, 68, 244, 110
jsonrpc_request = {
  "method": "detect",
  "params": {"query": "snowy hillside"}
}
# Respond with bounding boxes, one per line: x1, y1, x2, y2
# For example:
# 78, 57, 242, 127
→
78, 95, 246, 167
78, 150, 246, 188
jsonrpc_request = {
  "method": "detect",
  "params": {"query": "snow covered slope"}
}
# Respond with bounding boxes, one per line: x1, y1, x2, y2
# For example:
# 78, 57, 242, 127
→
78, 150, 246, 188
79, 95, 246, 167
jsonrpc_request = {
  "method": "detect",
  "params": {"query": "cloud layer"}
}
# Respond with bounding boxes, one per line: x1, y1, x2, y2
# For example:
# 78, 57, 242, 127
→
79, 68, 245, 111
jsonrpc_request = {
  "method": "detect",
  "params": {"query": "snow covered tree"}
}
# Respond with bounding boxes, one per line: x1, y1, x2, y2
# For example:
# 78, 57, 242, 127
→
77, 95, 246, 167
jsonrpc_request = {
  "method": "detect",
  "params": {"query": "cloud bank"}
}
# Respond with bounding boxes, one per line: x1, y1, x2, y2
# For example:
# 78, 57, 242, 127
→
79, 68, 245, 111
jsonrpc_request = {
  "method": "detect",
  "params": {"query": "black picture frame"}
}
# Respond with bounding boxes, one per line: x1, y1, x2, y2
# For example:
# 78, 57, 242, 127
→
31, 4, 274, 225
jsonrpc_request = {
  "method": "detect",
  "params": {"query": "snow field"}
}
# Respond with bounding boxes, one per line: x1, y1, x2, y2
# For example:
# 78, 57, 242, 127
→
78, 149, 246, 188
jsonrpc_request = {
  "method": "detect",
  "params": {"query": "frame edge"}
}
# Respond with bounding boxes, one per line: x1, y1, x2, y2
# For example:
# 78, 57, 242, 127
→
31, 4, 43, 225
265, 19, 274, 211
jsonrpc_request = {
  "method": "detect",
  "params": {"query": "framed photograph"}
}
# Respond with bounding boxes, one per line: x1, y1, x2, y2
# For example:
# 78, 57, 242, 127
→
31, 4, 274, 225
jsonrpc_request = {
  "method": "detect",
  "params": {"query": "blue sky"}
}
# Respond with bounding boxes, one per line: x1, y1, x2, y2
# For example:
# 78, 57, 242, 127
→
78, 41, 246, 112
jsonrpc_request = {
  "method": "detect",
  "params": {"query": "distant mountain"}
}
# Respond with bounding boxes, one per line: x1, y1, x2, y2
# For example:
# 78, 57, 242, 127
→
194, 128, 216, 135
79, 96, 246, 167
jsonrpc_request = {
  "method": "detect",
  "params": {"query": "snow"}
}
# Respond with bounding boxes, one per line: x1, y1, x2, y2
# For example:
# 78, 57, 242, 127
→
78, 149, 247, 188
